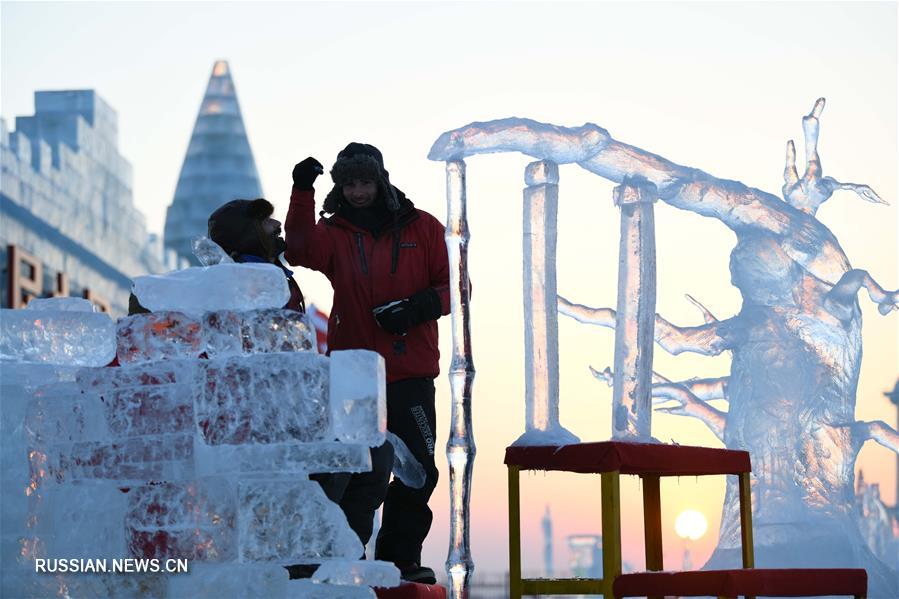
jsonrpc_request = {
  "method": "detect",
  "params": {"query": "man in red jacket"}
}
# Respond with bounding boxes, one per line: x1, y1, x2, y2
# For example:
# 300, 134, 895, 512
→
285, 144, 449, 584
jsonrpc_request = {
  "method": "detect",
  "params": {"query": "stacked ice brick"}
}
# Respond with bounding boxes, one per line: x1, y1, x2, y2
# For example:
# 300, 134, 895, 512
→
0, 261, 401, 598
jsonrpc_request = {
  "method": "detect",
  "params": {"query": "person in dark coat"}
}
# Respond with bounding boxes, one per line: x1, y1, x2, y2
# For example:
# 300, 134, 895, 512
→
207, 197, 306, 313
285, 143, 449, 584
129, 198, 305, 315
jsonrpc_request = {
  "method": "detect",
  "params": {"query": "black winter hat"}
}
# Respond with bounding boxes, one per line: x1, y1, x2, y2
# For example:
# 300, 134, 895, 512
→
208, 198, 276, 259
323, 142, 400, 214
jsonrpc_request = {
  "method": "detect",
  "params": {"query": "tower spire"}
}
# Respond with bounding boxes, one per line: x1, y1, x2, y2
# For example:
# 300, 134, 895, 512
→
164, 60, 263, 263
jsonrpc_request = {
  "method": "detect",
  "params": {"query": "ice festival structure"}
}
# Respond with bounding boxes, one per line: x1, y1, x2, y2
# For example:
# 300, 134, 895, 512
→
0, 246, 410, 597
164, 60, 264, 265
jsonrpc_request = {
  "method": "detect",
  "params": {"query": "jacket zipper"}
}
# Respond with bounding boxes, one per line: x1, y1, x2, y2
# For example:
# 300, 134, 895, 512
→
354, 232, 369, 275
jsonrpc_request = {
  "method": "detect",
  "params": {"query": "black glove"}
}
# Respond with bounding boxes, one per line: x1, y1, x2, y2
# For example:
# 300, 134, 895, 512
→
373, 288, 442, 335
292, 157, 324, 190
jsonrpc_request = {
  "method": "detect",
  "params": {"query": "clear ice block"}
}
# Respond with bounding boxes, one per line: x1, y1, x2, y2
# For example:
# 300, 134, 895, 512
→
42, 433, 194, 484
29, 481, 130, 559
25, 297, 97, 312
132, 263, 290, 316
194, 442, 371, 477
116, 312, 203, 364
238, 480, 363, 562
291, 580, 377, 598
167, 563, 291, 599
203, 309, 316, 357
76, 360, 199, 391
197, 353, 330, 445
329, 350, 386, 446
0, 309, 115, 366
192, 236, 234, 266
312, 559, 400, 587
125, 478, 236, 561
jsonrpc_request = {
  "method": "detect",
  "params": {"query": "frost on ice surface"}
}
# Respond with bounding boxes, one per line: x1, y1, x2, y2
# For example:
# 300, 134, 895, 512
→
312, 559, 400, 587
431, 99, 899, 595
132, 263, 289, 316
0, 309, 115, 366
238, 480, 363, 562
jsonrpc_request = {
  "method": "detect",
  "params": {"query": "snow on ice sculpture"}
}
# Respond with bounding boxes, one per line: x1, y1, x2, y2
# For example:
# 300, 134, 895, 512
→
2, 289, 400, 596
430, 99, 899, 596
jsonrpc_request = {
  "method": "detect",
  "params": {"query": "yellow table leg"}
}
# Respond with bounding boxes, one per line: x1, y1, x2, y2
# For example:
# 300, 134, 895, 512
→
508, 465, 522, 599
601, 471, 622, 599
641, 474, 664, 599
738, 472, 754, 569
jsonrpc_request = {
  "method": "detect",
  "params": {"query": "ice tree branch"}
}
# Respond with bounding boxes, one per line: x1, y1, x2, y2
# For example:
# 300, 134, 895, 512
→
782, 98, 888, 214
558, 295, 732, 356
652, 383, 726, 442
852, 420, 899, 454
588, 366, 728, 442
827, 269, 898, 315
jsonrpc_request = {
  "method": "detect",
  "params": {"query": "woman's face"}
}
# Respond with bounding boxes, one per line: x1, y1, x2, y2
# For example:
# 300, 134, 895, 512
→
342, 179, 378, 208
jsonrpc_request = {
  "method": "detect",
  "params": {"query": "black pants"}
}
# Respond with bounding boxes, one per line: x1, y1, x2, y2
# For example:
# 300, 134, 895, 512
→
313, 377, 439, 564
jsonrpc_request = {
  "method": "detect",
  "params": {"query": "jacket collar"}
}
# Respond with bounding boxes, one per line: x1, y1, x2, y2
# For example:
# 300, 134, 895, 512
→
325, 191, 419, 237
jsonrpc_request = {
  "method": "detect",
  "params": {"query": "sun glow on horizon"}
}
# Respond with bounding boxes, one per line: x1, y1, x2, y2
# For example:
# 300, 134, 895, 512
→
674, 509, 708, 541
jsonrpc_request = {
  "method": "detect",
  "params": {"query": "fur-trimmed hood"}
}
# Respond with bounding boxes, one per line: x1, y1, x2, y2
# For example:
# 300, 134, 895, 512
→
322, 142, 401, 214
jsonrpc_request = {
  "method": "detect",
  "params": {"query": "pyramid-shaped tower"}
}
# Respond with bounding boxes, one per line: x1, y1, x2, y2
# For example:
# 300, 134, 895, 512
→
164, 60, 263, 263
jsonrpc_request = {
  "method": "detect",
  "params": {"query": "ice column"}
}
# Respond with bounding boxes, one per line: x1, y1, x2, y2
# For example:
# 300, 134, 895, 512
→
515, 160, 579, 446
444, 159, 476, 599
611, 177, 658, 439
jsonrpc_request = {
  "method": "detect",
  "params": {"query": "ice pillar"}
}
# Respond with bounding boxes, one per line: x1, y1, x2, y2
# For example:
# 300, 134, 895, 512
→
514, 160, 578, 446
444, 160, 476, 598
611, 177, 658, 439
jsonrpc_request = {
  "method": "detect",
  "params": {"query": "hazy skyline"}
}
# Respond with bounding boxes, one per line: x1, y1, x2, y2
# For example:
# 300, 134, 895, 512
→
3, 1, 896, 576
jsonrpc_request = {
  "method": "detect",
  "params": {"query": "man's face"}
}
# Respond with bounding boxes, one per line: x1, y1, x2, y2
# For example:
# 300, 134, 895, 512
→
261, 217, 286, 254
342, 179, 378, 208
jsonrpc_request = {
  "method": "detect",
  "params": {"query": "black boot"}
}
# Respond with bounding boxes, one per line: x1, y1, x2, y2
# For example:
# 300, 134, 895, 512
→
396, 562, 437, 585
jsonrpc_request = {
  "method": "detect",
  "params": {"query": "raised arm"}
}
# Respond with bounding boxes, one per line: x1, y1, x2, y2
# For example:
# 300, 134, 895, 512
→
284, 158, 335, 275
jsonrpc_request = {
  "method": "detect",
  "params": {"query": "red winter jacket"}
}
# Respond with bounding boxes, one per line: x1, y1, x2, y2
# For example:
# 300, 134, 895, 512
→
285, 187, 450, 383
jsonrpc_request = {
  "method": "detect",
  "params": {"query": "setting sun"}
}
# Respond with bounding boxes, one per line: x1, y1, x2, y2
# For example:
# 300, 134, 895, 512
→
674, 509, 708, 541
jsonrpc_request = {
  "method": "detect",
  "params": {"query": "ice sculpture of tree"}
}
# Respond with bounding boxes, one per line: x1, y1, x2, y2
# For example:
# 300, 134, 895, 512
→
430, 99, 898, 596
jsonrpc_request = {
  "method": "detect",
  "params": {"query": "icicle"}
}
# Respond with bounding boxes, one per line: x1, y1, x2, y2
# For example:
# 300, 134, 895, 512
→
443, 160, 475, 598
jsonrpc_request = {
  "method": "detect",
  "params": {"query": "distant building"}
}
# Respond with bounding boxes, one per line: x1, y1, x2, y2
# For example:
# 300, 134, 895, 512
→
542, 505, 553, 577
164, 60, 263, 264
1, 90, 177, 316
567, 534, 602, 578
